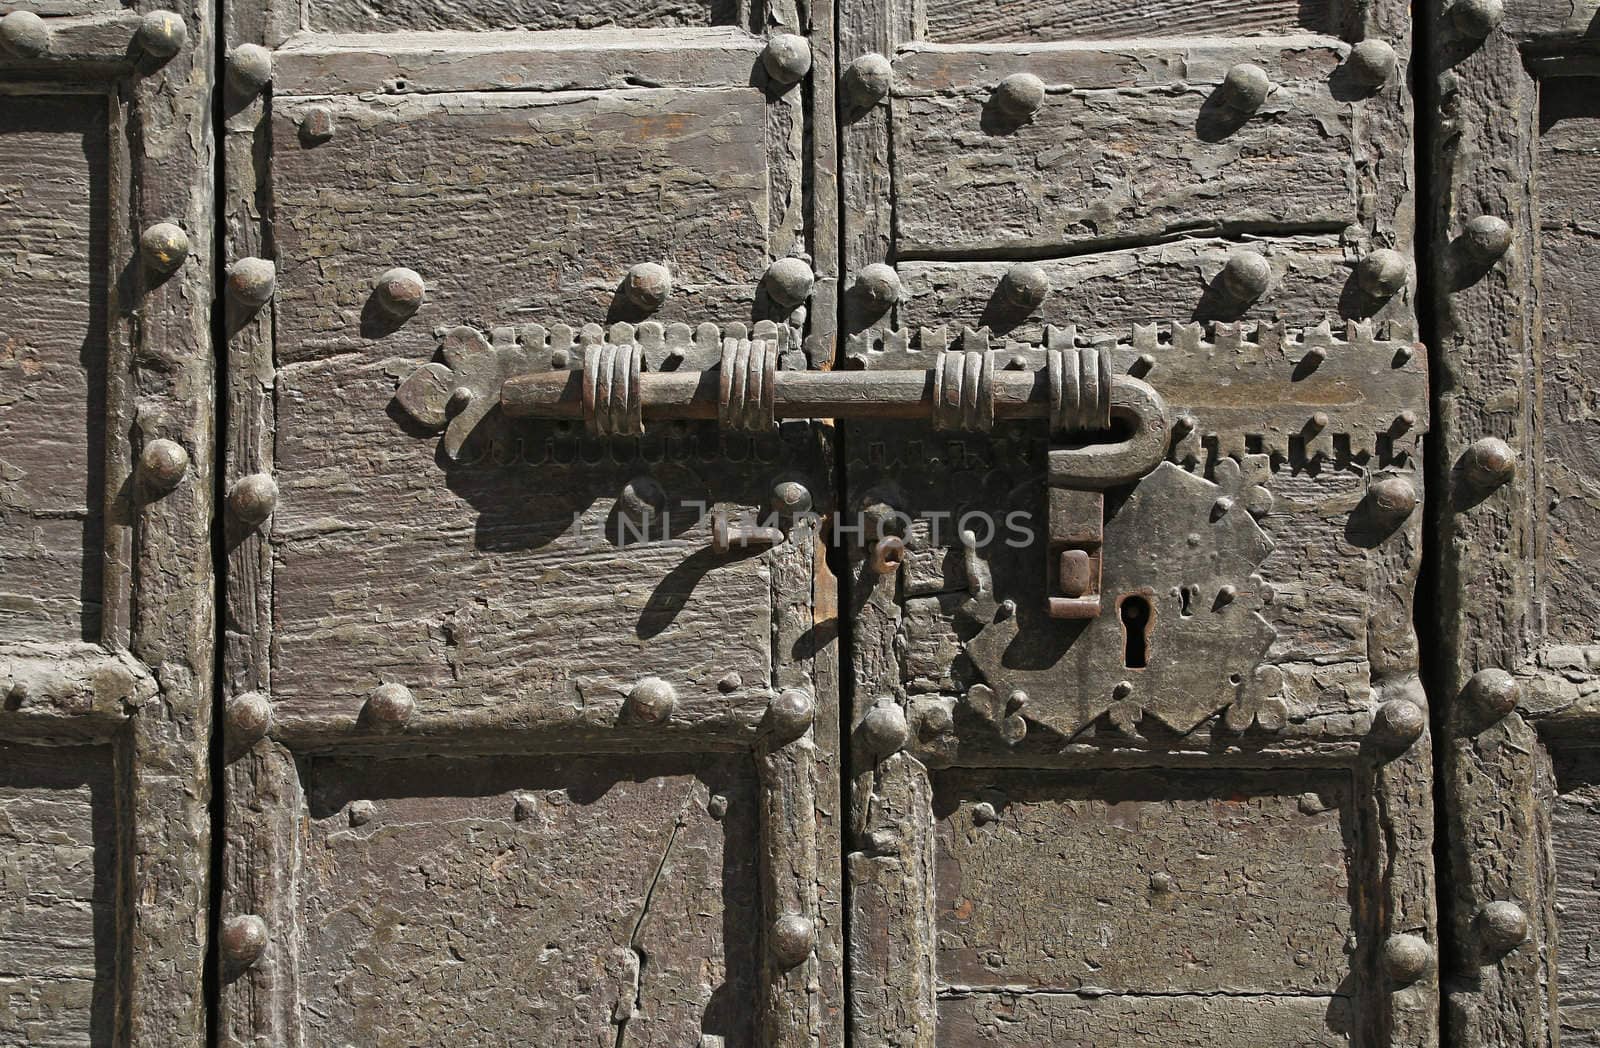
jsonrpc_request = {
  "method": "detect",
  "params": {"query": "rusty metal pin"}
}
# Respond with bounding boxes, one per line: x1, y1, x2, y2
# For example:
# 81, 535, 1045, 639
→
626, 677, 677, 725
764, 257, 815, 310
1462, 436, 1516, 491
1367, 475, 1418, 527
1382, 934, 1433, 983
712, 512, 784, 554
1218, 63, 1272, 113
991, 72, 1046, 122
1346, 39, 1398, 88
225, 691, 272, 749
228, 473, 278, 528
842, 52, 893, 108
139, 438, 189, 493
761, 33, 812, 86
1372, 698, 1426, 749
1461, 215, 1513, 264
300, 106, 336, 143
770, 913, 815, 969
1001, 262, 1050, 310
1216, 250, 1271, 305
766, 688, 815, 742
227, 257, 276, 309
622, 262, 672, 312
868, 534, 905, 575
373, 267, 425, 319
226, 43, 273, 96
855, 263, 901, 312
221, 915, 268, 974
1464, 668, 1521, 721
364, 682, 415, 728
135, 10, 187, 59
1476, 901, 1528, 956
0, 11, 51, 58
140, 223, 190, 275
860, 698, 909, 755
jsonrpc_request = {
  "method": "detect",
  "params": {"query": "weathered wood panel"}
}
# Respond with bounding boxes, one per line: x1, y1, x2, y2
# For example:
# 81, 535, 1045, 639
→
937, 990, 1352, 1045
0, 743, 116, 1047
921, 0, 1343, 42
932, 768, 1357, 992
307, 0, 741, 33
0, 95, 108, 645
895, 236, 1403, 340
294, 752, 757, 1045
1551, 749, 1600, 1046
271, 358, 782, 722
269, 90, 771, 369
891, 44, 1354, 254
1537, 82, 1600, 647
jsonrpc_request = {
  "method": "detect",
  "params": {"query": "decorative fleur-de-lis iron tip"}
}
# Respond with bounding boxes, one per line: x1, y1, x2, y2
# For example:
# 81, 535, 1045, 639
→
393, 326, 527, 460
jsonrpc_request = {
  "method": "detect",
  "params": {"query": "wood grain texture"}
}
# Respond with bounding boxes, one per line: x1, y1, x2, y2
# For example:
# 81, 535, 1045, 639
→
0, 743, 116, 1048
0, 95, 108, 645
1536, 81, 1600, 647
1552, 749, 1600, 1046
293, 752, 757, 1046
269, 90, 771, 369
921, 0, 1342, 42
932, 768, 1358, 993
937, 991, 1353, 1045
307, 0, 740, 34
892, 61, 1356, 254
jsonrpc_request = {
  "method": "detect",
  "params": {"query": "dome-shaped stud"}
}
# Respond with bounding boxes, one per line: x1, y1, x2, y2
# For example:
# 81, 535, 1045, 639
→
769, 913, 815, 969
228, 473, 278, 528
364, 682, 415, 728
618, 475, 667, 523
1215, 250, 1271, 306
1001, 262, 1050, 311
1372, 698, 1426, 750
225, 691, 272, 750
226, 43, 273, 97
1451, 0, 1505, 38
226, 257, 276, 309
1367, 475, 1418, 528
220, 914, 268, 974
842, 52, 893, 109
1462, 436, 1516, 492
1357, 248, 1409, 298
990, 72, 1046, 122
0, 11, 51, 58
138, 438, 189, 494
372, 266, 425, 319
765, 688, 815, 743
1476, 901, 1528, 957
772, 479, 812, 516
1382, 934, 1433, 984
135, 10, 187, 59
859, 699, 909, 756
622, 262, 672, 313
140, 223, 190, 276
1460, 215, 1513, 265
854, 263, 901, 312
1346, 39, 1398, 88
764, 257, 815, 310
1463, 668, 1521, 721
626, 676, 677, 725
1218, 63, 1272, 113
761, 33, 812, 86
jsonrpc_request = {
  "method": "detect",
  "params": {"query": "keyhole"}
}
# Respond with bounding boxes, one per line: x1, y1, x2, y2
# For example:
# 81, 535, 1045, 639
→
1180, 585, 1197, 618
1121, 596, 1152, 668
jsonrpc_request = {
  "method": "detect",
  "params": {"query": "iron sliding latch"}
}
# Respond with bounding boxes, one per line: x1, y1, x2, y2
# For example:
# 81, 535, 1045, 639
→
490, 331, 1170, 620
393, 317, 1428, 635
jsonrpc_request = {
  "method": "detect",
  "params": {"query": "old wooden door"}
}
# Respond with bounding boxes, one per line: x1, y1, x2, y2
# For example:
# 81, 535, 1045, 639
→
835, 0, 1435, 1045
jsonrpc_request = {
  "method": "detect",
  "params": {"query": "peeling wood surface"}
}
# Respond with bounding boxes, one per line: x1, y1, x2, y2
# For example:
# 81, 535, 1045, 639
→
937, 991, 1352, 1045
0, 95, 109, 646
306, 0, 740, 35
0, 743, 116, 1047
1550, 750, 1600, 1046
